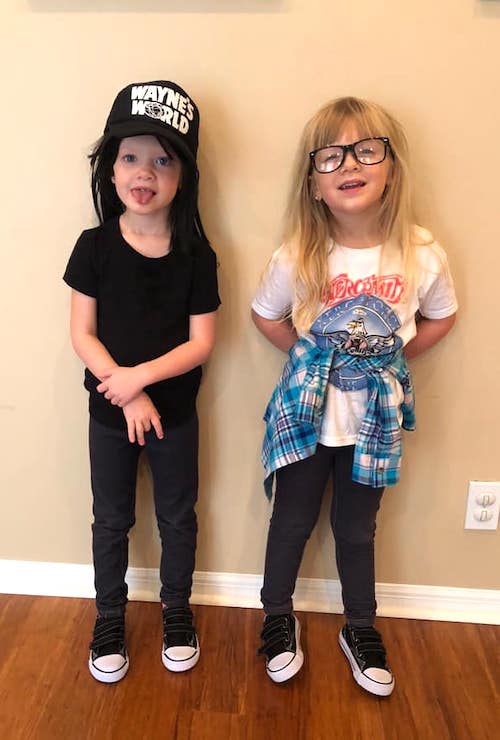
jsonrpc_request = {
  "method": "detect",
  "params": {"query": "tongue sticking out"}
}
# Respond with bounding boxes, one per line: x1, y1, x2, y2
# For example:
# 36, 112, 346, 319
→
132, 188, 155, 205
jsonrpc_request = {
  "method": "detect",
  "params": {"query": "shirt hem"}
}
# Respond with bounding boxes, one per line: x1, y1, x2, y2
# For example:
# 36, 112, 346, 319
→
318, 433, 358, 447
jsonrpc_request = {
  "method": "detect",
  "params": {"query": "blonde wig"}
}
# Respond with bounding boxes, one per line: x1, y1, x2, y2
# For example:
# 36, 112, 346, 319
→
282, 96, 425, 334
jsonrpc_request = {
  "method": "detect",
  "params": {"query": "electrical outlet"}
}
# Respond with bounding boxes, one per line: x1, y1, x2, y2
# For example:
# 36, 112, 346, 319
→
464, 481, 500, 530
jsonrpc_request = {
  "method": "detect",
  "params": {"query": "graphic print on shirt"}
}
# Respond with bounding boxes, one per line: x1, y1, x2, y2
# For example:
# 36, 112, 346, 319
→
310, 293, 403, 391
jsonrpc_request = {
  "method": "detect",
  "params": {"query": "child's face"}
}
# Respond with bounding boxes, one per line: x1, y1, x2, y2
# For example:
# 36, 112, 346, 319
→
112, 135, 182, 220
311, 123, 392, 229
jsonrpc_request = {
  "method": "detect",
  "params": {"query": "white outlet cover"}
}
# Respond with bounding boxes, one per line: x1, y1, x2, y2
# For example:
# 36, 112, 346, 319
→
465, 481, 500, 530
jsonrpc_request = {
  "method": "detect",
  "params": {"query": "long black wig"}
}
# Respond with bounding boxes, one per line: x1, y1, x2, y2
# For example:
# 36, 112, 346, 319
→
89, 134, 210, 255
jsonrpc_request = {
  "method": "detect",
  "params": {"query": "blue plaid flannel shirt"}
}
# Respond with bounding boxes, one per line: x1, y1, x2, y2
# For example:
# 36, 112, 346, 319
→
262, 336, 415, 498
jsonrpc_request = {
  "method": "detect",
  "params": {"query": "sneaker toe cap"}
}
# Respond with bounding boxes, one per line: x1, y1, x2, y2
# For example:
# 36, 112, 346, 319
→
364, 666, 393, 685
92, 653, 128, 673
164, 645, 198, 661
267, 650, 296, 673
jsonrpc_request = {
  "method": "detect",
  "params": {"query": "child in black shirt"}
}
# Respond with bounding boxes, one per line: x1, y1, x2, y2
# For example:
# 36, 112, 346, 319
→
64, 80, 220, 683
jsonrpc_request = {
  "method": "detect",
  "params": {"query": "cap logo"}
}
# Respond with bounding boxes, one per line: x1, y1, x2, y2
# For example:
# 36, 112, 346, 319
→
144, 102, 165, 119
130, 84, 194, 136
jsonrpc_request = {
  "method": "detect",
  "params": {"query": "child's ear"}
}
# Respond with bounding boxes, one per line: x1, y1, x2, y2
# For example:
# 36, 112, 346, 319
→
311, 185, 322, 201
386, 158, 394, 185
308, 173, 321, 201
111, 175, 115, 184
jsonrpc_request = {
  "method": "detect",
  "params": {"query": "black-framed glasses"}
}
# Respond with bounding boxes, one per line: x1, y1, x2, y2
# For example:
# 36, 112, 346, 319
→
309, 137, 392, 174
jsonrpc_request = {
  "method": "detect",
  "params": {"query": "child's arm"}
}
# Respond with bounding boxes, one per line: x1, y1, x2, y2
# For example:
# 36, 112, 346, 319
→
404, 313, 456, 360
251, 309, 298, 353
97, 311, 217, 407
70, 289, 164, 441
69, 289, 118, 379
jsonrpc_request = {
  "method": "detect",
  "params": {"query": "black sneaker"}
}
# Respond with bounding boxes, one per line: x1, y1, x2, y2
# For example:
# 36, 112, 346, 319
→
258, 613, 304, 683
88, 615, 129, 683
339, 624, 394, 696
161, 606, 200, 672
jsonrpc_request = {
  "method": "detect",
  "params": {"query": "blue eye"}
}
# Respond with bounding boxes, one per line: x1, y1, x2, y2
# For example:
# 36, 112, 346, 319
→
155, 156, 172, 167
122, 154, 136, 163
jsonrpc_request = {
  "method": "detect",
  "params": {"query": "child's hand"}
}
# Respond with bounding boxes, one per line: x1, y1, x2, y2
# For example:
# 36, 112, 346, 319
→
97, 366, 146, 407
122, 392, 163, 445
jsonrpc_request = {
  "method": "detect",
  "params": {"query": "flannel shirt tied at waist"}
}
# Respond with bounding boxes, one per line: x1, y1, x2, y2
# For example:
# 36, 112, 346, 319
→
262, 336, 415, 498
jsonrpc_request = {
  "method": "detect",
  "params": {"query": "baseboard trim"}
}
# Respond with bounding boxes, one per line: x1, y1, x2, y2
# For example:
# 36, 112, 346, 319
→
1, 560, 498, 625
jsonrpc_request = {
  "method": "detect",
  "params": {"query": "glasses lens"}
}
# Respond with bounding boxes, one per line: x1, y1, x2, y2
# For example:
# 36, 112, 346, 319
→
353, 139, 386, 165
313, 146, 344, 173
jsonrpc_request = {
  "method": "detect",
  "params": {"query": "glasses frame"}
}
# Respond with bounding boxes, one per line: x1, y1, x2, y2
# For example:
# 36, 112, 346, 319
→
309, 137, 392, 174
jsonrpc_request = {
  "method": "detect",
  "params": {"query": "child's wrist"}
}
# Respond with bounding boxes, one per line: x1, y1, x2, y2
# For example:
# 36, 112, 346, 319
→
136, 362, 154, 388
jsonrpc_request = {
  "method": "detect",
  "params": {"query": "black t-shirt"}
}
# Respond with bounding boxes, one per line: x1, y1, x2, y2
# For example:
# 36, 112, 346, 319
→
63, 217, 220, 429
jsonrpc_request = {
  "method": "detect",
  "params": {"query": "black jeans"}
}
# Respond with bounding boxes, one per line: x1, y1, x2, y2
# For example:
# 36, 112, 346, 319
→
261, 444, 384, 626
89, 413, 198, 617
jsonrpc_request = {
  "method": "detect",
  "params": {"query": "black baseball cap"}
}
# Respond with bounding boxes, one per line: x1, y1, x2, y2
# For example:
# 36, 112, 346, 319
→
102, 80, 199, 166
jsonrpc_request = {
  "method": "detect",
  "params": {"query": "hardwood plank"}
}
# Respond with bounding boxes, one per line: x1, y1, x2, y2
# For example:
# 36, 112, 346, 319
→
195, 605, 248, 714
176, 710, 246, 740
0, 595, 498, 740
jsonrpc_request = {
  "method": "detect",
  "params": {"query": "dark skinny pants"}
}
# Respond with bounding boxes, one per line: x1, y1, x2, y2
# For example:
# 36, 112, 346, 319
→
89, 414, 198, 618
261, 444, 384, 626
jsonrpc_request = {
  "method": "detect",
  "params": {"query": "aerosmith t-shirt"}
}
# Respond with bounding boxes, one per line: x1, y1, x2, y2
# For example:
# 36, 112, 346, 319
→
252, 230, 457, 447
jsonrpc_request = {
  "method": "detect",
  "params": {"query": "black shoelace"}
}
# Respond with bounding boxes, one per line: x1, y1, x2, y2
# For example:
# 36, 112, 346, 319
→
162, 607, 196, 647
89, 616, 125, 655
258, 614, 293, 657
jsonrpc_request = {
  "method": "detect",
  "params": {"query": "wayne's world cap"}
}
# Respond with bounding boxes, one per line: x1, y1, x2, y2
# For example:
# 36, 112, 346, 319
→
102, 80, 199, 165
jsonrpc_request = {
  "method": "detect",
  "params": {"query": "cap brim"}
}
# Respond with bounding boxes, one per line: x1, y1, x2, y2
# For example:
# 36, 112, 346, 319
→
103, 121, 197, 167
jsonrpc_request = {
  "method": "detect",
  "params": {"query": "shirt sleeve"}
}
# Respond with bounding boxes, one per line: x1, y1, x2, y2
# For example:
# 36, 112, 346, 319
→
188, 242, 221, 315
251, 246, 295, 320
417, 242, 458, 319
63, 229, 99, 298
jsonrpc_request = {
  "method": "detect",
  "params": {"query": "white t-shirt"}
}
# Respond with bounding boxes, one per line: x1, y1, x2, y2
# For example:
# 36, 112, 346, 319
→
252, 230, 458, 447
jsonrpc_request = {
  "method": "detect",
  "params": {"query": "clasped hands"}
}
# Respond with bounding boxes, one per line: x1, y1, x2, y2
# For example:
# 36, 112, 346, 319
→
97, 366, 163, 445
97, 365, 147, 407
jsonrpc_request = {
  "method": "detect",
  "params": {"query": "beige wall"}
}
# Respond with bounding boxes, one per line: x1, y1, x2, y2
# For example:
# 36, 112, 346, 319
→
1, 0, 499, 590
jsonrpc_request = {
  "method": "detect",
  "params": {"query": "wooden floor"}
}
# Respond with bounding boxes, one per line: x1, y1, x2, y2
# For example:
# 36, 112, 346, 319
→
0, 595, 498, 739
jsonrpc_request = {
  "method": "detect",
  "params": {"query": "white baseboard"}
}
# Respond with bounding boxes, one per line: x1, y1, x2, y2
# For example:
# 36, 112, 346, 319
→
1, 559, 499, 625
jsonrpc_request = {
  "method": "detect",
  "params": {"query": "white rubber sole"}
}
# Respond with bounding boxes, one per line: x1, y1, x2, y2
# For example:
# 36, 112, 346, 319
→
162, 645, 200, 673
266, 618, 304, 684
338, 630, 394, 697
88, 652, 129, 684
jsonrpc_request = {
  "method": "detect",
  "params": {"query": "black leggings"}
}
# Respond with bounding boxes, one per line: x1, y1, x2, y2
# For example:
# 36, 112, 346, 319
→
261, 445, 384, 626
89, 414, 198, 617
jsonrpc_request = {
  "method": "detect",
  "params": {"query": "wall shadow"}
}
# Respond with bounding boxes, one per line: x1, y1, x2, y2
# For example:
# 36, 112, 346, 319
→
475, 0, 500, 17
